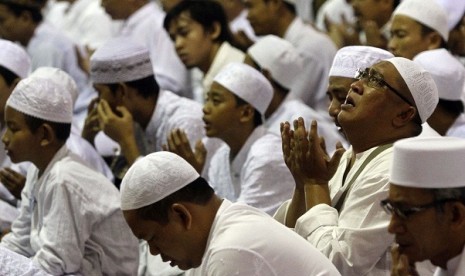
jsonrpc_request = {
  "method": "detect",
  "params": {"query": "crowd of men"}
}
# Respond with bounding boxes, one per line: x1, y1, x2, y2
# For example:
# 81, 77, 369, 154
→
0, 0, 464, 275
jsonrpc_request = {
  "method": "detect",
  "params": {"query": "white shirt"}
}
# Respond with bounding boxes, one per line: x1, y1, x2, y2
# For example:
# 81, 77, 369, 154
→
205, 126, 294, 215
446, 114, 465, 138
283, 17, 337, 112
229, 10, 257, 42
187, 200, 341, 276
315, 0, 355, 31
0, 246, 51, 276
120, 2, 190, 98
1, 146, 139, 275
421, 122, 442, 137
434, 246, 465, 276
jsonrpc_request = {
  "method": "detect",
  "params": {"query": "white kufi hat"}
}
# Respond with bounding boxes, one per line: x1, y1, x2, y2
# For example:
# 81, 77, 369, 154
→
29, 67, 79, 105
385, 57, 438, 123
120, 152, 200, 210
247, 35, 304, 90
390, 137, 465, 189
436, 0, 465, 30
213, 62, 273, 115
0, 39, 31, 79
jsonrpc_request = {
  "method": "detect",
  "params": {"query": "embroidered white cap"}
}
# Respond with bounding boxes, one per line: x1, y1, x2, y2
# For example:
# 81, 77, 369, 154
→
213, 62, 273, 115
385, 57, 438, 123
120, 152, 200, 210
329, 46, 394, 78
247, 35, 304, 90
29, 67, 79, 105
7, 77, 73, 123
393, 0, 449, 41
0, 39, 31, 79
436, 0, 465, 30
413, 49, 465, 103
390, 137, 465, 188
90, 36, 153, 84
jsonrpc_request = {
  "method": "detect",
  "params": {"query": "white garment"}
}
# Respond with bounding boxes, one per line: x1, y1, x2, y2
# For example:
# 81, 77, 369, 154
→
276, 146, 395, 275
120, 2, 190, 98
315, 0, 355, 31
1, 146, 139, 275
188, 199, 341, 276
434, 246, 465, 276
205, 126, 294, 215
421, 122, 442, 137
0, 246, 51, 276
446, 113, 465, 138
229, 10, 257, 42
264, 99, 344, 154
283, 17, 337, 112
44, 0, 117, 49
295, 0, 314, 23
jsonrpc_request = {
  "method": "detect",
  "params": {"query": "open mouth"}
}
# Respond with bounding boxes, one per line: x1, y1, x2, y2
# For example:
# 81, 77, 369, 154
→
341, 95, 355, 109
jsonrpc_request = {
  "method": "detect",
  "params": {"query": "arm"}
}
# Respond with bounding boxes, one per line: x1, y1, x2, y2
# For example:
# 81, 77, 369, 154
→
207, 249, 275, 276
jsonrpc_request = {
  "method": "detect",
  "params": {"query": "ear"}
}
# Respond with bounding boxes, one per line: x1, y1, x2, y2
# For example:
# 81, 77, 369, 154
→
426, 32, 443, 50
239, 104, 255, 123
39, 123, 56, 147
208, 21, 221, 41
171, 203, 193, 230
393, 106, 416, 127
447, 202, 465, 231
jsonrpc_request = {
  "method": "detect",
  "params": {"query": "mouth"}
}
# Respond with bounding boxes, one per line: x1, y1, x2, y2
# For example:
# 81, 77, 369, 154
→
340, 95, 355, 110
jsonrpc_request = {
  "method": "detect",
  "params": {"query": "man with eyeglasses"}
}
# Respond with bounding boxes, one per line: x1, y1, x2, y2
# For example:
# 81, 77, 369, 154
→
383, 136, 465, 276
276, 57, 439, 275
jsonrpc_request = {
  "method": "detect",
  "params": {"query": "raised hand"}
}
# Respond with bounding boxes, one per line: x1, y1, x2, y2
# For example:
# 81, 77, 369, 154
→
163, 129, 207, 174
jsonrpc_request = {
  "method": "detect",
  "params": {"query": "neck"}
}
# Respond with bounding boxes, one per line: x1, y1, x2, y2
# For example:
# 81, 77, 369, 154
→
199, 42, 222, 73
133, 95, 157, 130
21, 23, 38, 47
224, 124, 255, 160
35, 143, 64, 177
265, 88, 287, 119
427, 109, 458, 136
275, 10, 295, 38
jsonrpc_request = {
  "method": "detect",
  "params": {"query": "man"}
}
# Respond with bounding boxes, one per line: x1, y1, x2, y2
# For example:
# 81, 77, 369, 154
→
277, 57, 439, 275
120, 151, 342, 276
244, 0, 336, 112
166, 62, 294, 215
388, 0, 449, 60
437, 0, 465, 65
385, 136, 465, 276
0, 73, 138, 274
414, 49, 465, 138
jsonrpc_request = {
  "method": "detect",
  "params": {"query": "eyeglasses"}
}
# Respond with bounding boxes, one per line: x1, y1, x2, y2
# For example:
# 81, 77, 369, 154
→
355, 68, 414, 106
380, 198, 457, 220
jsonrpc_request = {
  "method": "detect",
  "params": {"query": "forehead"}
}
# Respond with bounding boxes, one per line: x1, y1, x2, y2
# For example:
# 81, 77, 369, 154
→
208, 82, 235, 98
5, 105, 27, 123
329, 76, 355, 89
391, 14, 423, 30
389, 184, 434, 203
0, 4, 12, 16
123, 209, 157, 239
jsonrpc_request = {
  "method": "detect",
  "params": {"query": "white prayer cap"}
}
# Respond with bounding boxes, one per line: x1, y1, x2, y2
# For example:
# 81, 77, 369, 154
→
120, 152, 200, 211
6, 77, 73, 123
385, 57, 438, 123
390, 136, 465, 189
213, 62, 273, 115
436, 0, 465, 30
29, 67, 79, 104
247, 35, 304, 90
90, 36, 153, 84
0, 39, 30, 79
393, 0, 449, 41
413, 49, 465, 102
329, 46, 394, 78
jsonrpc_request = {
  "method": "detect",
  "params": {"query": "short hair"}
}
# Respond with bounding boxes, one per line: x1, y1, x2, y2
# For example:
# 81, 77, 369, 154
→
23, 114, 71, 142
234, 95, 263, 127
438, 99, 464, 117
420, 24, 448, 49
431, 187, 465, 212
0, 65, 20, 86
135, 177, 215, 224
1, 1, 43, 23
108, 75, 159, 99
163, 0, 233, 44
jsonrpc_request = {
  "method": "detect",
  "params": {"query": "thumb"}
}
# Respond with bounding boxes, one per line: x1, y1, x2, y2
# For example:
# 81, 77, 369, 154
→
116, 105, 131, 118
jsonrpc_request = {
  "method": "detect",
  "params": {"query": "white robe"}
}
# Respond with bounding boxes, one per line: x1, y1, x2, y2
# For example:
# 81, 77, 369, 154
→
0, 246, 51, 276
446, 113, 465, 138
434, 246, 465, 276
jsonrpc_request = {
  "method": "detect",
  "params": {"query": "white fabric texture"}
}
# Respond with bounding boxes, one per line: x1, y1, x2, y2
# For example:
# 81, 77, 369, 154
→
119, 2, 190, 97
0, 146, 139, 275
433, 246, 465, 276
213, 63, 273, 115
393, 0, 449, 40
436, 0, 465, 30
7, 77, 73, 123
283, 17, 337, 112
248, 35, 304, 90
390, 137, 465, 189
315, 0, 355, 32
413, 49, 465, 102
420, 122, 442, 137
30, 67, 78, 103
386, 57, 439, 123
205, 126, 294, 215
121, 152, 200, 210
276, 146, 395, 275
187, 200, 341, 276
0, 38, 31, 78
447, 113, 465, 138
0, 246, 51, 276
329, 46, 394, 78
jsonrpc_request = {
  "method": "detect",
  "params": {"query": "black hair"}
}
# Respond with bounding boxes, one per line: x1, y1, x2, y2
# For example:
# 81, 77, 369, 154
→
420, 24, 447, 49
0, 1, 43, 23
136, 177, 214, 224
108, 75, 159, 99
0, 65, 19, 86
234, 95, 263, 127
438, 99, 464, 117
163, 0, 233, 44
23, 114, 71, 142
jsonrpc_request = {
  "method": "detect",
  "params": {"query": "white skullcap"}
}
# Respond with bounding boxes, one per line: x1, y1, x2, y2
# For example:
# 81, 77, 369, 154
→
436, 0, 465, 30
6, 77, 73, 123
385, 57, 438, 123
329, 46, 394, 78
0, 39, 31, 79
393, 0, 449, 41
390, 136, 465, 189
120, 152, 200, 210
413, 49, 465, 102
90, 36, 153, 84
213, 62, 273, 115
29, 67, 78, 105
247, 35, 304, 90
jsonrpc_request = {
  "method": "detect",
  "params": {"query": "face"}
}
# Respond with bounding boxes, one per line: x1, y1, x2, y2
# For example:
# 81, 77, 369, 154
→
327, 76, 355, 127
168, 12, 217, 72
2, 106, 41, 163
0, 74, 15, 123
0, 4, 23, 43
160, 0, 183, 12
387, 184, 452, 265
244, 0, 274, 35
202, 82, 244, 141
448, 15, 465, 56
93, 83, 121, 112
123, 209, 200, 270
388, 15, 432, 59
351, 0, 384, 25
101, 0, 129, 20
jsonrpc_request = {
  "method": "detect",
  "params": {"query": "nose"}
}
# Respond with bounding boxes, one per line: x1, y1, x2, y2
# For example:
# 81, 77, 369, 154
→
387, 38, 397, 54
202, 102, 211, 115
328, 99, 342, 119
349, 80, 363, 95
387, 214, 406, 234
174, 36, 183, 52
2, 131, 9, 146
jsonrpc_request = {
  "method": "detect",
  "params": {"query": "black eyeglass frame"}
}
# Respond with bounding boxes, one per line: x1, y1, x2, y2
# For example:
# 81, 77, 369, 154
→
380, 198, 458, 220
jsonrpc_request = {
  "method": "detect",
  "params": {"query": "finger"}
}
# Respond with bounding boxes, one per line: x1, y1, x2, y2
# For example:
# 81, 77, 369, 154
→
116, 105, 131, 118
